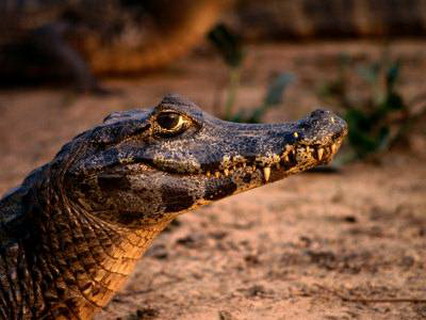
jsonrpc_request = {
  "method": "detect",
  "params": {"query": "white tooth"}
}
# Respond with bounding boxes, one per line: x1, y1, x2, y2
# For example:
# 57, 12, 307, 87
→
224, 169, 229, 177
317, 148, 324, 160
242, 163, 246, 168
293, 132, 299, 138
215, 171, 220, 178
331, 144, 337, 154
263, 167, 271, 182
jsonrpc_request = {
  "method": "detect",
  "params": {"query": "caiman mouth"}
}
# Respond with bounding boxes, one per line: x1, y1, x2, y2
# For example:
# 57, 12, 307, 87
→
108, 136, 344, 179
198, 136, 345, 183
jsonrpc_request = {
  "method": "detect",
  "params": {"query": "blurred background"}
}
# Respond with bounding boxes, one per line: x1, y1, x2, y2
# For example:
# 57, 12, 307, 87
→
0, 1, 425, 319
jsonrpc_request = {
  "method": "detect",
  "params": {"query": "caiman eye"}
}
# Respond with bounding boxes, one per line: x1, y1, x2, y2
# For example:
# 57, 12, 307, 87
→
156, 111, 187, 133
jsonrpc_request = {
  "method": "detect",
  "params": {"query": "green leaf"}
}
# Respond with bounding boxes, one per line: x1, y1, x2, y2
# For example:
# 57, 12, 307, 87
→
386, 60, 401, 91
382, 92, 404, 111
357, 62, 380, 84
377, 126, 391, 151
264, 73, 295, 106
228, 109, 246, 123
208, 23, 244, 68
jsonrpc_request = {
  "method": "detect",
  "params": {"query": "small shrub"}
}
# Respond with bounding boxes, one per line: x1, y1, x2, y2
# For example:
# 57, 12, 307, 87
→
208, 24, 294, 123
318, 50, 426, 161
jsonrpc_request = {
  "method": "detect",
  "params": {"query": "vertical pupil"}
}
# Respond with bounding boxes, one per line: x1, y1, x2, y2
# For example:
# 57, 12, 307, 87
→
158, 113, 180, 129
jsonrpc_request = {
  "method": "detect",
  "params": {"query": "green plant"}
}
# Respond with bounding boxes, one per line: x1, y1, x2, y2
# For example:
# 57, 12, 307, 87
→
208, 23, 244, 120
318, 50, 426, 161
208, 24, 294, 123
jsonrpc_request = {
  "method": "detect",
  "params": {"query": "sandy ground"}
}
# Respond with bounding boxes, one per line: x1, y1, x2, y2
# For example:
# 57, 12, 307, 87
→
0, 40, 425, 319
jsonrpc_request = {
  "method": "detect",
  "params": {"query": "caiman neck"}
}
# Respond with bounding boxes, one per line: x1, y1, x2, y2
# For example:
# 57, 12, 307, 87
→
21, 176, 168, 319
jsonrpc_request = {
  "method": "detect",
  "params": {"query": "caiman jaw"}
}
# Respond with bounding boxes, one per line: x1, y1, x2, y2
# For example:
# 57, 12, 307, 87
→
200, 138, 344, 183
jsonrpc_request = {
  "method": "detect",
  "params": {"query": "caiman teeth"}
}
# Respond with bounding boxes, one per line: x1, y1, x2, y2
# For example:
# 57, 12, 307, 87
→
203, 141, 342, 180
317, 148, 324, 160
263, 167, 271, 182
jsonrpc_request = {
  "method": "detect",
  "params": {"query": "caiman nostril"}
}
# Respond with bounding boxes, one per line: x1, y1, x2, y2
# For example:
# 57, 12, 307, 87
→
308, 109, 343, 127
310, 109, 332, 119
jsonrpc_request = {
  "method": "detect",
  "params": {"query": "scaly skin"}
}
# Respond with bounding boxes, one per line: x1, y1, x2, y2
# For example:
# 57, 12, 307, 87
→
0, 95, 347, 319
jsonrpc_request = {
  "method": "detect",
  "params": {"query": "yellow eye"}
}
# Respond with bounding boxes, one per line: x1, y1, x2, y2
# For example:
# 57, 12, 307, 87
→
156, 112, 185, 131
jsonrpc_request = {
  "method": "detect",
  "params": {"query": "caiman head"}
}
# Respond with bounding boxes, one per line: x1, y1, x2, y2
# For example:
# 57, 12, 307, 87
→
58, 94, 347, 228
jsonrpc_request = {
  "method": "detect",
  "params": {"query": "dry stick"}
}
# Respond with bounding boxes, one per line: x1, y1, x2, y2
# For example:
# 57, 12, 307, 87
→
314, 284, 426, 304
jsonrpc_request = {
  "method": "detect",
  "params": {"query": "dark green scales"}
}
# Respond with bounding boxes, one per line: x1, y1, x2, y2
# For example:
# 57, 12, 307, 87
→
0, 95, 347, 319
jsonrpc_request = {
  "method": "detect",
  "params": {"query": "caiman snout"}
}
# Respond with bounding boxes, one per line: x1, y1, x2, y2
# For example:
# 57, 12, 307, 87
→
296, 109, 347, 143
197, 105, 347, 201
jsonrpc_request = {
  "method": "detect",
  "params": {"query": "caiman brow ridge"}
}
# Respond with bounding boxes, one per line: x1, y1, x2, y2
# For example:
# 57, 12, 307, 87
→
0, 94, 347, 319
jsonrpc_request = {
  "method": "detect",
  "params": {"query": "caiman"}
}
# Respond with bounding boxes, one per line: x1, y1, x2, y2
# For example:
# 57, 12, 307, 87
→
2, 0, 424, 90
0, 0, 229, 91
0, 94, 347, 319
